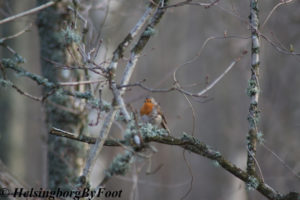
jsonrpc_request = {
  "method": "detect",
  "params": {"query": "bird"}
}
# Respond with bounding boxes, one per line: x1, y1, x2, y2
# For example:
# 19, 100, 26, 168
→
140, 97, 170, 134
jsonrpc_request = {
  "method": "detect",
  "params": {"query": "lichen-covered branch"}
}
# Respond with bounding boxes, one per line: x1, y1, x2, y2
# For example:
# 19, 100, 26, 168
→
106, 1, 160, 120
81, 109, 117, 182
1, 54, 94, 100
247, 0, 260, 177
80, 1, 168, 187
50, 127, 300, 200
120, 2, 167, 86
106, 0, 158, 71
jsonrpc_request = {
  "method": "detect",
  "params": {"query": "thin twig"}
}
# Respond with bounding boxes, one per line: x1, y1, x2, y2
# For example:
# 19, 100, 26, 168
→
119, 52, 247, 99
188, 0, 220, 8
58, 79, 106, 86
0, 24, 32, 42
262, 143, 300, 180
50, 127, 120, 146
171, 35, 250, 99
182, 93, 196, 136
0, 0, 56, 25
162, 0, 220, 9
43, 57, 106, 75
120, 53, 246, 98
195, 57, 241, 96
11, 83, 42, 101
180, 150, 193, 200
261, 0, 295, 30
260, 33, 300, 56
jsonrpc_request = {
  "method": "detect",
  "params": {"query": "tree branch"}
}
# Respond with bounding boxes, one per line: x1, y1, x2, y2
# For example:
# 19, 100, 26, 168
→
247, 0, 260, 178
119, 52, 247, 97
49, 127, 300, 200
0, 0, 56, 25
1, 57, 95, 100
80, 0, 168, 186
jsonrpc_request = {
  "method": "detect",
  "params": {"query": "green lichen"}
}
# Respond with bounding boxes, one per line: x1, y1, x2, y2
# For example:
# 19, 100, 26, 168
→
181, 132, 199, 144
142, 26, 156, 37
101, 101, 112, 112
246, 176, 259, 191
72, 91, 92, 99
250, 1, 259, 12
252, 48, 260, 54
61, 26, 82, 45
124, 119, 137, 137
88, 98, 111, 112
212, 160, 220, 168
256, 131, 264, 144
181, 132, 193, 140
0, 79, 12, 88
214, 151, 221, 158
246, 79, 259, 97
247, 110, 260, 128
105, 151, 134, 178
140, 123, 168, 138
2, 55, 56, 88
115, 110, 125, 122
1, 54, 25, 68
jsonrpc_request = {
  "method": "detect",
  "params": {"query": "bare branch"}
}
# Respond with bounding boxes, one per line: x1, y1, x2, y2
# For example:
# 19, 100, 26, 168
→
82, 109, 117, 178
162, 0, 220, 9
50, 127, 121, 146
262, 143, 300, 180
58, 79, 106, 86
11, 83, 42, 102
111, 83, 131, 121
261, 0, 296, 30
119, 53, 247, 98
260, 33, 300, 56
0, 0, 56, 25
173, 35, 250, 81
195, 57, 240, 96
0, 24, 32, 42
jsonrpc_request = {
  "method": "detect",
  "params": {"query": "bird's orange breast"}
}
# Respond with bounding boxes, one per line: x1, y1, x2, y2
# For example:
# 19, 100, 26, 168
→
140, 102, 154, 115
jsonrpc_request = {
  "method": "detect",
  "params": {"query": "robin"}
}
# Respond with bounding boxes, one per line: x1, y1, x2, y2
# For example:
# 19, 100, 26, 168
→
140, 97, 170, 134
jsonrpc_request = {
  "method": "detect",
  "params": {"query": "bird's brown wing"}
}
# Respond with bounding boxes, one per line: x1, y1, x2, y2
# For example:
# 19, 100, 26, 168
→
157, 106, 170, 135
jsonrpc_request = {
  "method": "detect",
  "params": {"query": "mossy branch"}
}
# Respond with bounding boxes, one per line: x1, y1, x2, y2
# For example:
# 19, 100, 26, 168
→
49, 127, 299, 200
1, 54, 95, 100
247, 0, 260, 178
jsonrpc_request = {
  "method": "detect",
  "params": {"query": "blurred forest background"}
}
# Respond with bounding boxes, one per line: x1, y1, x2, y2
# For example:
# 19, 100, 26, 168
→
0, 0, 299, 199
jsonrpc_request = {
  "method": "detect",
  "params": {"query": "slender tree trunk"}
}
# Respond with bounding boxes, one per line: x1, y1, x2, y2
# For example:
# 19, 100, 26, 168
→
36, 0, 86, 190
